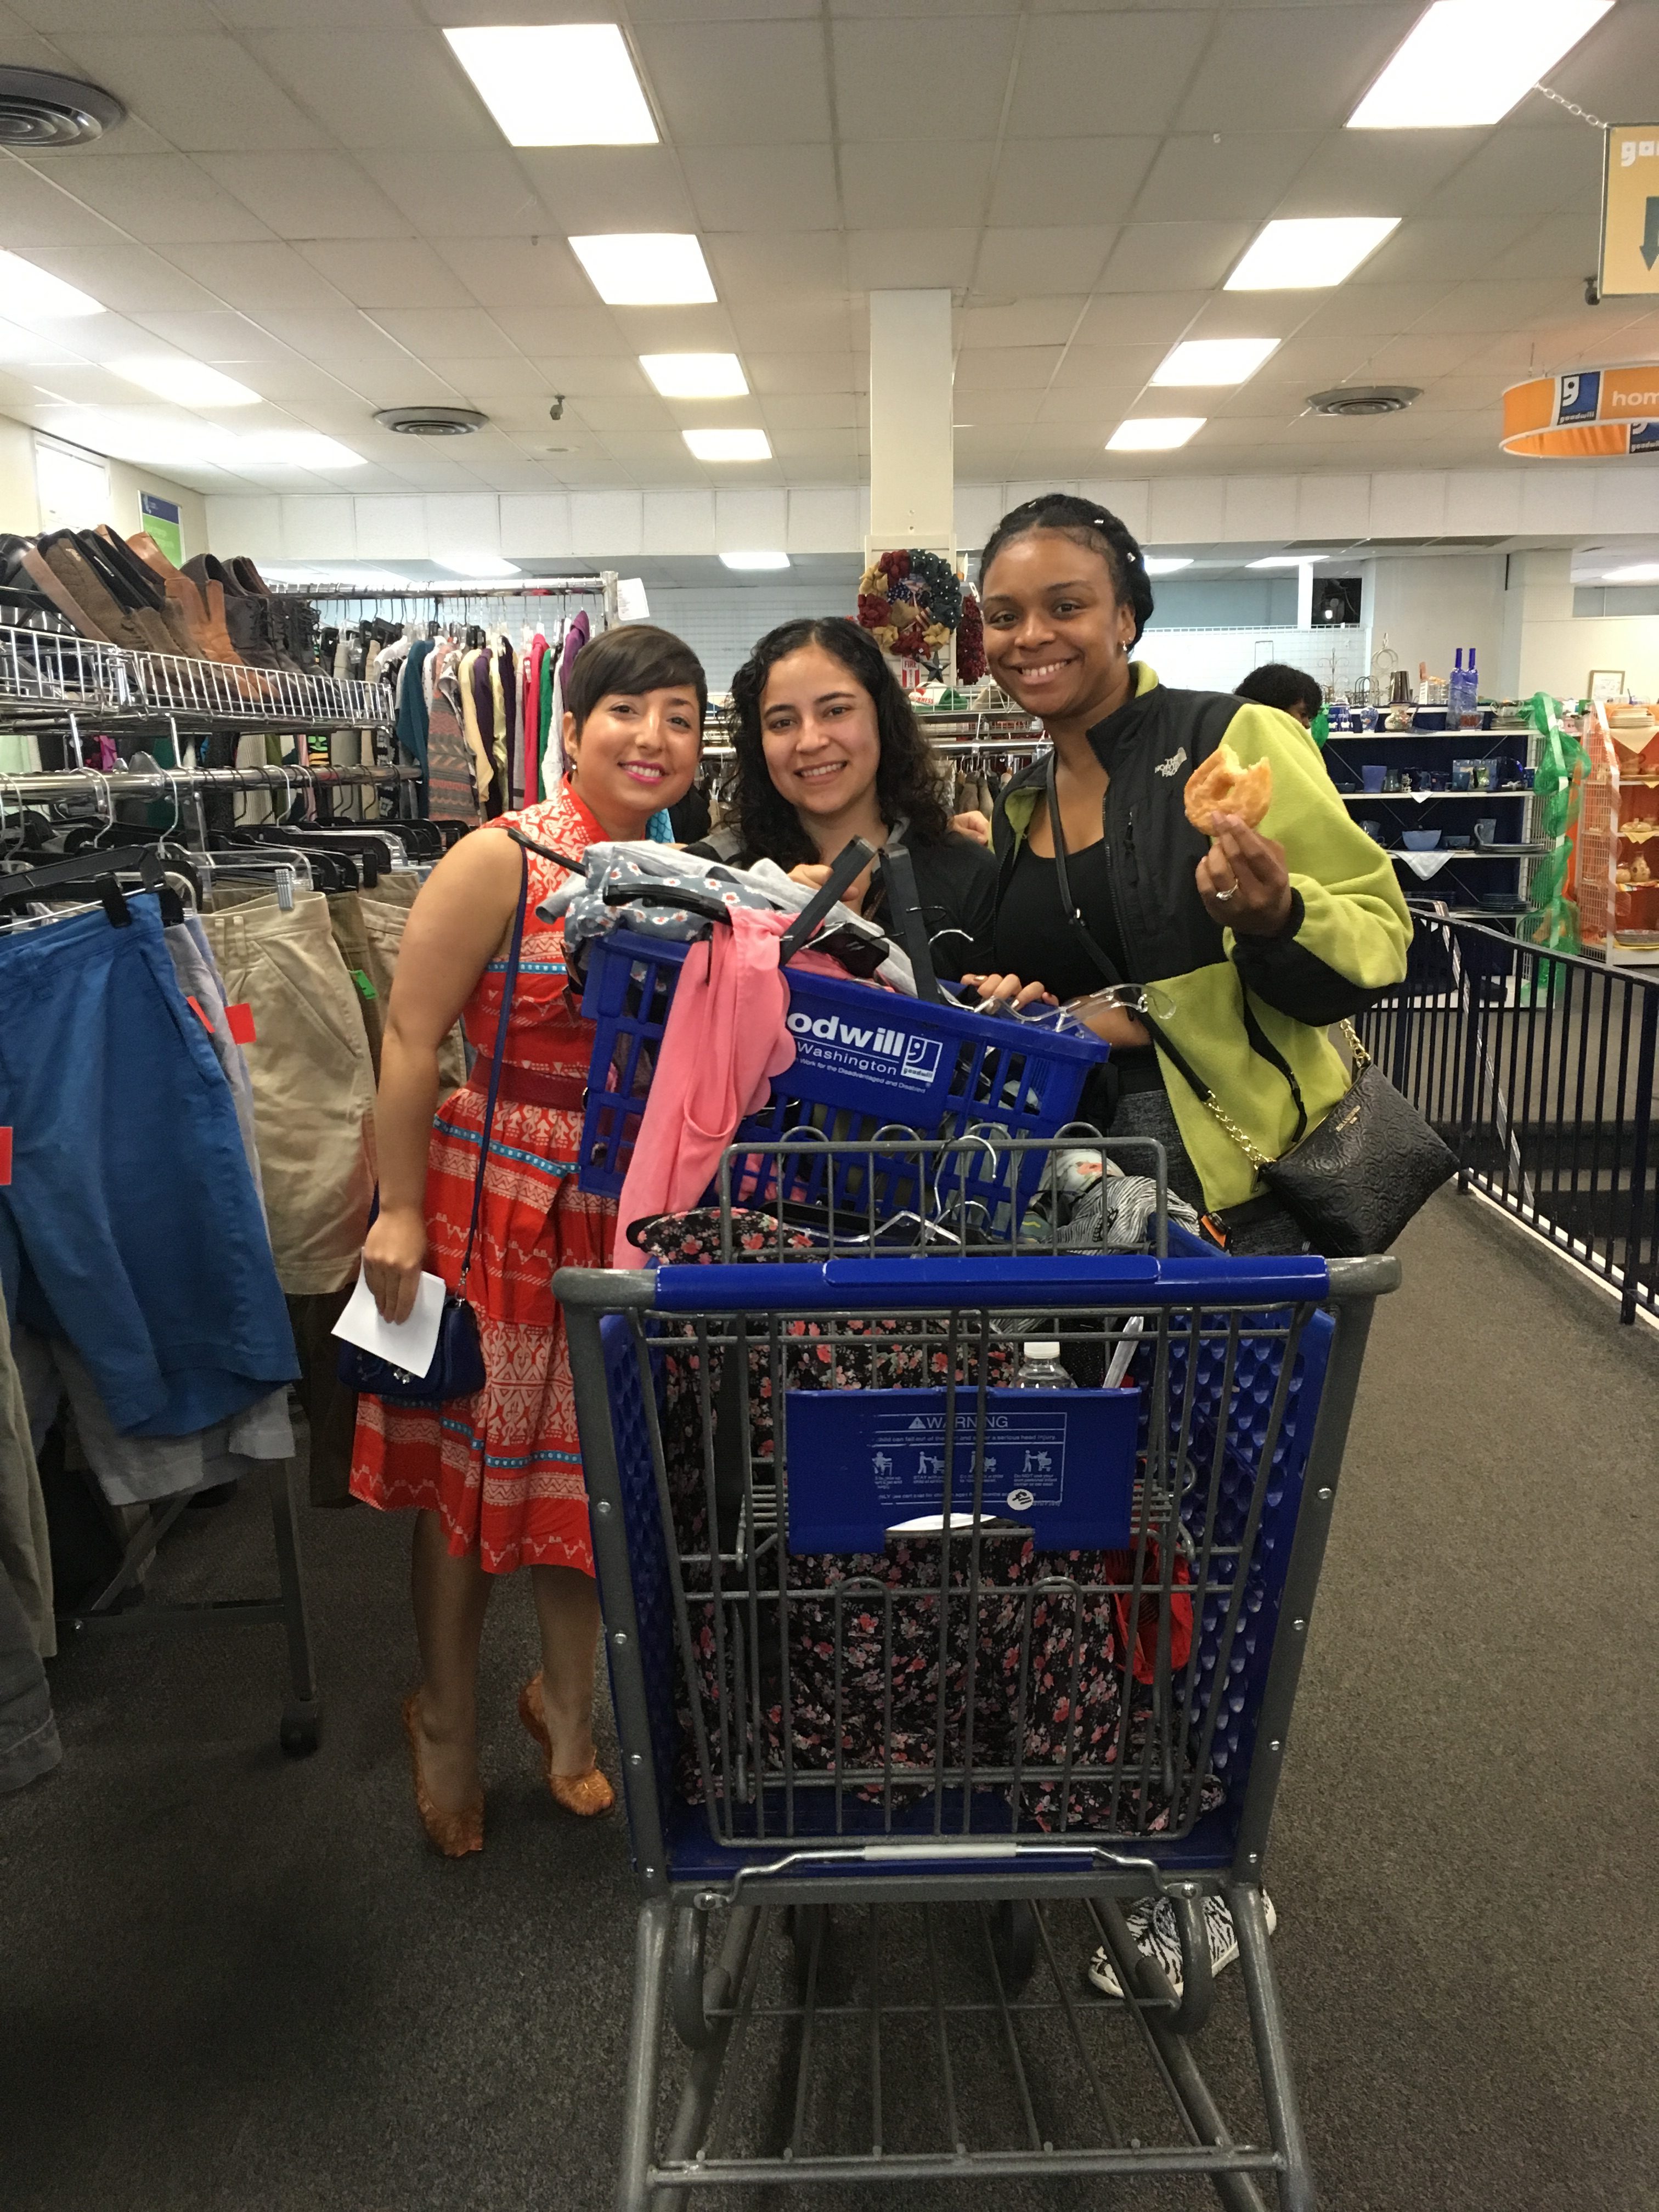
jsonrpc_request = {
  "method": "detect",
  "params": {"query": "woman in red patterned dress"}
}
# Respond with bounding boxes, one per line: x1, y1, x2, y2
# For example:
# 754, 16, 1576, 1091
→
353, 625, 706, 1854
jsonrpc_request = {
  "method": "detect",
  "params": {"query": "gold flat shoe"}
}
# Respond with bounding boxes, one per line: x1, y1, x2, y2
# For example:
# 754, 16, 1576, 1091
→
402, 1691, 483, 1857
518, 1671, 615, 1818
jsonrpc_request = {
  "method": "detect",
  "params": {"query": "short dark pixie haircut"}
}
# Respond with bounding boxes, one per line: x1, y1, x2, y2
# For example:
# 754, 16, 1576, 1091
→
564, 622, 707, 735
978, 492, 1155, 646
1235, 663, 1324, 719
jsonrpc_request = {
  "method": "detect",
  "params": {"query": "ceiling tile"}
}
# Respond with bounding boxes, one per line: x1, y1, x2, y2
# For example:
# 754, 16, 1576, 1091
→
528, 359, 657, 397
705, 232, 845, 302
1177, 6, 1419, 134
514, 149, 696, 234
244, 29, 496, 149
953, 346, 1064, 392
356, 151, 546, 238
194, 154, 410, 241
212, 0, 422, 24
294, 239, 461, 309
1098, 222, 1256, 292
681, 146, 840, 233
960, 298, 1089, 348
748, 352, 859, 395
125, 309, 301, 360
7, 0, 224, 28
608, 304, 740, 351
847, 229, 979, 289
489, 308, 625, 354
635, 19, 832, 144
953, 394, 1042, 428
833, 15, 1017, 140
1008, 14, 1214, 137
1488, 217, 1606, 285
22, 246, 220, 314
987, 138, 1160, 228
1359, 217, 1544, 285
428, 236, 593, 311
369, 307, 518, 357
1035, 387, 1149, 426
1133, 134, 1320, 223
1293, 283, 1453, 337
729, 301, 855, 354
1272, 129, 1481, 220
421, 358, 554, 399
758, 392, 857, 431
971, 227, 1117, 296
51, 33, 332, 150
167, 240, 341, 311
0, 164, 125, 249
1049, 342, 1169, 390
1420, 128, 1604, 221
25, 154, 277, 245
1426, 281, 1591, 337
842, 144, 997, 229
1073, 291, 1212, 346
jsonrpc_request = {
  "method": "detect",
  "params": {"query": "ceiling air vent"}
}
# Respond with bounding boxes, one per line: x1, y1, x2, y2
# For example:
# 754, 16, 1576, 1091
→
373, 406, 488, 437
0, 67, 125, 147
1306, 386, 1421, 419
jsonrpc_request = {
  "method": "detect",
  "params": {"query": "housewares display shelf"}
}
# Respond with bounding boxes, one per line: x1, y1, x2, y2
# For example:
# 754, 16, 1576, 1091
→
0, 620, 393, 731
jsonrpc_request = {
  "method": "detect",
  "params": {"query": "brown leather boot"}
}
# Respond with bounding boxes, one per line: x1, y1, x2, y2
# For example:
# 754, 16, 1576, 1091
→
16, 538, 116, 643
37, 533, 155, 652
128, 532, 244, 664
94, 527, 195, 656
185, 554, 281, 668
74, 532, 177, 653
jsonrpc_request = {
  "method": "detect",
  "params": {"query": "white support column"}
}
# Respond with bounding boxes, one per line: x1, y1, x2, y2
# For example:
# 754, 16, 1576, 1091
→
1295, 560, 1315, 633
867, 290, 954, 555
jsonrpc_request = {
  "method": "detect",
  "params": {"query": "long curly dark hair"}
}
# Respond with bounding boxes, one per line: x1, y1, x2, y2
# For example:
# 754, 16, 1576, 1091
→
728, 616, 952, 869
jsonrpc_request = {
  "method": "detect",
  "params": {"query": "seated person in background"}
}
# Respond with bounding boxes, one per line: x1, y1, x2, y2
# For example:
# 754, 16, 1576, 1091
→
1235, 661, 1323, 731
689, 614, 997, 980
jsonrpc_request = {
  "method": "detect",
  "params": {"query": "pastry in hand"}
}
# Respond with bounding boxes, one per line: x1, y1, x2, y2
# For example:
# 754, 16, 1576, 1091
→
1184, 742, 1273, 836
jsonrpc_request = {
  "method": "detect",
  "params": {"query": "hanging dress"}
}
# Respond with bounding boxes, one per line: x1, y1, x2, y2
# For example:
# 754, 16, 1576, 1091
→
349, 780, 613, 1574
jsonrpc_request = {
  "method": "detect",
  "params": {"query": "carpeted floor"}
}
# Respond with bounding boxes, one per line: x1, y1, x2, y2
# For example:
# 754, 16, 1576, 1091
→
2, 1189, 1655, 2211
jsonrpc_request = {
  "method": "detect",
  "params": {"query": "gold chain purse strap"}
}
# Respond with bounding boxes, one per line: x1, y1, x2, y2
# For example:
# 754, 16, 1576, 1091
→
1195, 1020, 1369, 1171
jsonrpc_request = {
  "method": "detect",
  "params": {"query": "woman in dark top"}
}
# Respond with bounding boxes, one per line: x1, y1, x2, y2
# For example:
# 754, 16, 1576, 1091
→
690, 616, 996, 979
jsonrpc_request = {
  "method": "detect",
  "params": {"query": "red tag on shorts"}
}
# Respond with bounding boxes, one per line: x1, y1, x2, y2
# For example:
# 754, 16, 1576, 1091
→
185, 995, 215, 1034
225, 1001, 257, 1045
0, 1128, 10, 1186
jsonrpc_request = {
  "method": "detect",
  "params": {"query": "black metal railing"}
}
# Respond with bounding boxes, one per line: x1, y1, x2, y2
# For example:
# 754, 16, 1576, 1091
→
1356, 909, 1659, 1324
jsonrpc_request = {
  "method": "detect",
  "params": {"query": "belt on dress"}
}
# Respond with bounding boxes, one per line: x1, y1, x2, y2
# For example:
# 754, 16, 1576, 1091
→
469, 1061, 588, 1110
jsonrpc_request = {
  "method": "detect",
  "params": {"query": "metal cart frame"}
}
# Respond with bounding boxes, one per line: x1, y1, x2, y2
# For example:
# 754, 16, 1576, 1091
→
560, 1165, 1396, 2211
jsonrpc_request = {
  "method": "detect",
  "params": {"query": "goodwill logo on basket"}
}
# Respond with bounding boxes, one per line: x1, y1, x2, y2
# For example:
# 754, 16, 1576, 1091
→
786, 1011, 944, 1087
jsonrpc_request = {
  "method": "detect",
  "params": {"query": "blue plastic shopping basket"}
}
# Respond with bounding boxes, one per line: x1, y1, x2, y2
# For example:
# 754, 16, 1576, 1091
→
575, 927, 1110, 1228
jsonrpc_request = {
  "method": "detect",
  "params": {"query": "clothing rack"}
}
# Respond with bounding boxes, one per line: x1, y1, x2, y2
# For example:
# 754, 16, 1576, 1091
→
0, 620, 394, 733
1, 761, 422, 851
299, 573, 619, 628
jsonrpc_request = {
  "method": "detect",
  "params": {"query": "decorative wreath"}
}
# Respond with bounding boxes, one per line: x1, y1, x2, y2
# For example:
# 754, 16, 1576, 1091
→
956, 586, 985, 685
856, 546, 963, 665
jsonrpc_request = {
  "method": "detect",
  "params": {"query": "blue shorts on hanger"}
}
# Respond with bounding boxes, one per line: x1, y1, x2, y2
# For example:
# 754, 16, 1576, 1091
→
0, 896, 298, 1437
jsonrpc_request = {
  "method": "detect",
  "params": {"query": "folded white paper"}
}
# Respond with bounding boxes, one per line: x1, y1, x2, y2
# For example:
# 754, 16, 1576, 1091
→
331, 1266, 447, 1380
1398, 851, 1452, 880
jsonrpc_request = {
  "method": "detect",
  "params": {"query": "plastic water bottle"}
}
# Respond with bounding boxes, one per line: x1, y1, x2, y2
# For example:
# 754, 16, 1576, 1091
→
1016, 1341, 1075, 1388
1463, 645, 1480, 727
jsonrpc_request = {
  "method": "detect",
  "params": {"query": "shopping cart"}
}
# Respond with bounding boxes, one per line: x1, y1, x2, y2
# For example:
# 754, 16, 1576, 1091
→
558, 1135, 1397, 2211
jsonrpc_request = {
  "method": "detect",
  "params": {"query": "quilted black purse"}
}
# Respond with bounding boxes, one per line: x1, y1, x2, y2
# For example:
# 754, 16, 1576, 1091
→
340, 844, 529, 1403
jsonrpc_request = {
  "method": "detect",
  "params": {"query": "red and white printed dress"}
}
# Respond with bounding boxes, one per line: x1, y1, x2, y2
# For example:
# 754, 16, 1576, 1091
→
350, 781, 612, 1575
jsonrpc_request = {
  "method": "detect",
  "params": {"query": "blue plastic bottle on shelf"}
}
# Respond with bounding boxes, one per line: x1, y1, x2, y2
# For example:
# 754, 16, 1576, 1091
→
1464, 645, 1479, 725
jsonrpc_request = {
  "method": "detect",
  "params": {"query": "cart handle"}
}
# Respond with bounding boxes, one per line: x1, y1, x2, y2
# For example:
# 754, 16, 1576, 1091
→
715, 1842, 1176, 1901
647, 1251, 1330, 1313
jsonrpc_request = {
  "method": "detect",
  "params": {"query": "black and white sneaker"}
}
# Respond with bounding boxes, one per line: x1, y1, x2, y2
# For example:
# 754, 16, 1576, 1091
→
1086, 1892, 1277, 2000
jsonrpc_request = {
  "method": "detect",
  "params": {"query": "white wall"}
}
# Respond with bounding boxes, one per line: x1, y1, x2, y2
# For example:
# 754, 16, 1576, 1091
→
0, 410, 206, 555
1499, 550, 1659, 703
1362, 555, 1507, 695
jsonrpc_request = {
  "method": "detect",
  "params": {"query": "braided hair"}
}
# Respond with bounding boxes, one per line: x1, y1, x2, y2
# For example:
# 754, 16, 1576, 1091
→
978, 493, 1155, 645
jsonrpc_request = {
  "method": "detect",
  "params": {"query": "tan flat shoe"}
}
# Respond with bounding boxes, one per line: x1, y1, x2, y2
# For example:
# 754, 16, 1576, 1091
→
402, 1691, 483, 1857
518, 1671, 614, 1817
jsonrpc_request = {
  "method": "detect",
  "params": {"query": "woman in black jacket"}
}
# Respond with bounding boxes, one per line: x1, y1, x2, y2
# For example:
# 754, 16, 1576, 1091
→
690, 616, 996, 979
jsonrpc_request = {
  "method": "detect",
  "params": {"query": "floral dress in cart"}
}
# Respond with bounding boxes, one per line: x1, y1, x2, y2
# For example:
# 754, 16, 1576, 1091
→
351, 781, 612, 1575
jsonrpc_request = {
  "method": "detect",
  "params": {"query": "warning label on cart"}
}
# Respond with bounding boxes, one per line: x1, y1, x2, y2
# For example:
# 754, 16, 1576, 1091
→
782, 1387, 1139, 1555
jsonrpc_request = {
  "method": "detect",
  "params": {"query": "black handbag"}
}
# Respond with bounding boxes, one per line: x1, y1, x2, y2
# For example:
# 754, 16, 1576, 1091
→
1042, 754, 1455, 1256
340, 844, 529, 1403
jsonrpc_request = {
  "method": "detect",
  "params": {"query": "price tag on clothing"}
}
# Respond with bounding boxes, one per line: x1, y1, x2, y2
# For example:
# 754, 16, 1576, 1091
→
225, 1001, 257, 1045
352, 968, 377, 999
185, 994, 215, 1034
0, 1127, 10, 1186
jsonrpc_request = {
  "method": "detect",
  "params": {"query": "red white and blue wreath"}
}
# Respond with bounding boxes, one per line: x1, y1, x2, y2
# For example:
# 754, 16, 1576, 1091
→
856, 548, 963, 676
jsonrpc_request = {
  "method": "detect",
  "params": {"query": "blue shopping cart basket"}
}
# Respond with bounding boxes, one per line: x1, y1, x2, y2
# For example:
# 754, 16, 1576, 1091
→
557, 1147, 1397, 2211
574, 928, 1109, 1230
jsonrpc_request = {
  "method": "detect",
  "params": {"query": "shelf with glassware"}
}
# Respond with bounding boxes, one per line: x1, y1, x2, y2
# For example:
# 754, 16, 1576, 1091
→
1321, 703, 1539, 928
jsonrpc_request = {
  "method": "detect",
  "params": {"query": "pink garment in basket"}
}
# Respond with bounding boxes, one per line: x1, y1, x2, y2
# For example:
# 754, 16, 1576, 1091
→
611, 906, 799, 1267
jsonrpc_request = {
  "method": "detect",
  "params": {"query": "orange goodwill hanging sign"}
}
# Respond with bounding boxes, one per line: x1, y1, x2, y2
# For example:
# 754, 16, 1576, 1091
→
1501, 365, 1659, 460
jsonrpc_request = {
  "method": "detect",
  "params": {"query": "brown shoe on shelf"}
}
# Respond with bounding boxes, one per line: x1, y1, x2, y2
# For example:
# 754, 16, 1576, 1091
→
73, 532, 177, 654
16, 538, 116, 643
187, 553, 289, 669
93, 527, 194, 656
126, 530, 227, 657
230, 555, 272, 596
402, 1691, 483, 1858
37, 532, 155, 652
517, 1671, 616, 1817
180, 561, 252, 667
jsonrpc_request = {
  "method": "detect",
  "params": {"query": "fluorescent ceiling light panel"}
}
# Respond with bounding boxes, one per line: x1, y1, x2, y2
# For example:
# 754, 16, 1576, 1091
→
434, 553, 519, 578
641, 352, 747, 398
0, 251, 104, 319
684, 427, 771, 461
569, 233, 715, 306
1249, 554, 1319, 569
1226, 218, 1400, 291
1604, 563, 1659, 583
1152, 338, 1280, 387
720, 549, 789, 571
1348, 0, 1613, 129
444, 25, 656, 147
1142, 556, 1193, 575
1106, 417, 1204, 452
112, 357, 260, 408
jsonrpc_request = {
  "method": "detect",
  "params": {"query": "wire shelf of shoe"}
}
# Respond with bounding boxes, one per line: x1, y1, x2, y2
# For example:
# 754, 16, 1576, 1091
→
0, 622, 396, 732
557, 1133, 1400, 2211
